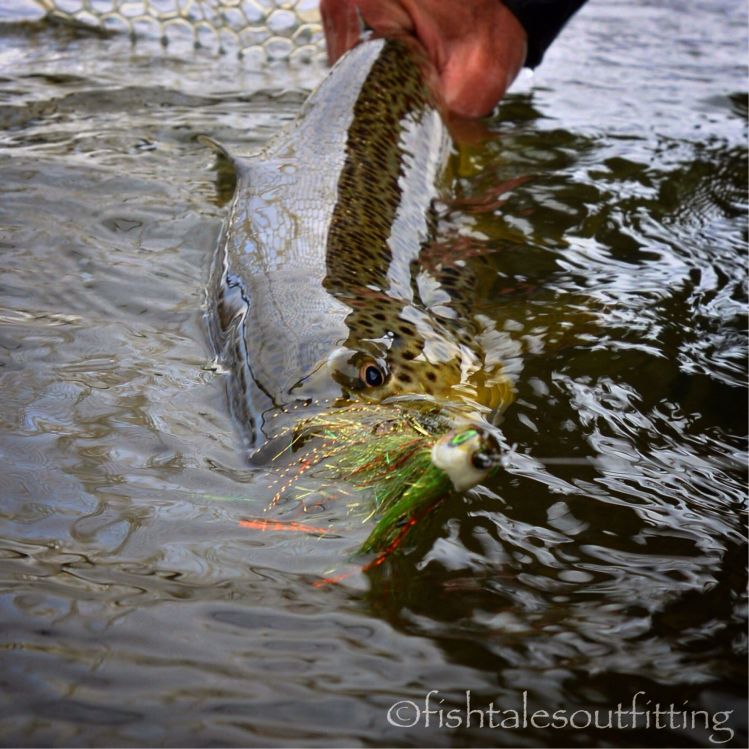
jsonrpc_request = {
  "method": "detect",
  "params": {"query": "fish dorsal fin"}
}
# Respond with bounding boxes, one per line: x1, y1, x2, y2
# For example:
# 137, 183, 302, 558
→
197, 135, 254, 180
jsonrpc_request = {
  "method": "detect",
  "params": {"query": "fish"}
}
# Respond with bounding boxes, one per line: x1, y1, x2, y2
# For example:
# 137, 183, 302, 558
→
207, 36, 518, 551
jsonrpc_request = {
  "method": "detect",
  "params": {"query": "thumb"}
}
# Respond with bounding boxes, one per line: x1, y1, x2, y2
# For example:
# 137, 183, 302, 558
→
320, 0, 361, 64
440, 43, 510, 117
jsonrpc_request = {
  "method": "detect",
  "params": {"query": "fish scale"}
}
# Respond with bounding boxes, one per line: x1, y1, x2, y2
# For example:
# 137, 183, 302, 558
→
209, 37, 515, 449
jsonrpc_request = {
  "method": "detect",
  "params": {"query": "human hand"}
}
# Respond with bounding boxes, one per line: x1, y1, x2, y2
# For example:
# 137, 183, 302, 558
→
320, 0, 528, 117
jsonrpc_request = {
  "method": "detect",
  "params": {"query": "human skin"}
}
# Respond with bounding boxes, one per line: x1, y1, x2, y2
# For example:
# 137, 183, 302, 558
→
320, 0, 528, 117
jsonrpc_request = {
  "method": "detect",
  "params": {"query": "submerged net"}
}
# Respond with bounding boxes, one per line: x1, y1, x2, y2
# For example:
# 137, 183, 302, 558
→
35, 0, 326, 63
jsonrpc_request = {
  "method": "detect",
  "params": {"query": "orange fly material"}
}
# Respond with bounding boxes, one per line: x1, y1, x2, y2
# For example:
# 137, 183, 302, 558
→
238, 518, 331, 535
312, 570, 355, 588
363, 516, 418, 571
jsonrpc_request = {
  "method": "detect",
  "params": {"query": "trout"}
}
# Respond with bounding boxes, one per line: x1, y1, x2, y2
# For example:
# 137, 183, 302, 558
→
208, 37, 516, 552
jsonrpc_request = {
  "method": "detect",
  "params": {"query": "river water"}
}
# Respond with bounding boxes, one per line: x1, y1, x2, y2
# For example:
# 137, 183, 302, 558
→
1, 1, 746, 746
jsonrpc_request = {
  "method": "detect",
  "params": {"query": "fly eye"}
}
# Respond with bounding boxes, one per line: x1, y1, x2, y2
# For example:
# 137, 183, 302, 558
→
359, 361, 386, 388
471, 452, 494, 470
448, 428, 478, 447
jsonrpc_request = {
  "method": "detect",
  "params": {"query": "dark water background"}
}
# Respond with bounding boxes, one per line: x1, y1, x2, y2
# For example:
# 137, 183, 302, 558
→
0, 0, 746, 746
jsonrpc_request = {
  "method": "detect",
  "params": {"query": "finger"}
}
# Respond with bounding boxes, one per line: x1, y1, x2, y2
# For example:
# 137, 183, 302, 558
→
356, 0, 415, 38
438, 5, 527, 116
320, 0, 361, 64
440, 45, 509, 117
322, 0, 417, 64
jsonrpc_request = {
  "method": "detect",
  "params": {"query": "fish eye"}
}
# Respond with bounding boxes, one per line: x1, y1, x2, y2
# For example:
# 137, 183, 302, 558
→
358, 360, 386, 388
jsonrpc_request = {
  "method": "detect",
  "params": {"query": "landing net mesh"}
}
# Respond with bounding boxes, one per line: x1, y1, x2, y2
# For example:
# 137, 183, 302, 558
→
36, 0, 326, 63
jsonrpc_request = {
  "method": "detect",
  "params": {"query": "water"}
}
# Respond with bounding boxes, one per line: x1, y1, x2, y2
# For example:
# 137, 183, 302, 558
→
1, 1, 746, 746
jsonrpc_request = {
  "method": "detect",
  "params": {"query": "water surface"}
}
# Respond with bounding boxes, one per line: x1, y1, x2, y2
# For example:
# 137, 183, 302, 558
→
0, 1, 746, 746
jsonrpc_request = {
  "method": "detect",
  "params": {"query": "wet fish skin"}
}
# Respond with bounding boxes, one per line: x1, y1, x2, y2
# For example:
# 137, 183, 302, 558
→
208, 37, 514, 449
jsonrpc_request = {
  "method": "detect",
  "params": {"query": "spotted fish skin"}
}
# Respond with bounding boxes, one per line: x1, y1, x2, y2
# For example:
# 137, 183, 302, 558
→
208, 37, 514, 449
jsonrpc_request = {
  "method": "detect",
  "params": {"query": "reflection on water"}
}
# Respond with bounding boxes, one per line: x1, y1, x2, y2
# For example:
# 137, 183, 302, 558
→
0, 1, 746, 746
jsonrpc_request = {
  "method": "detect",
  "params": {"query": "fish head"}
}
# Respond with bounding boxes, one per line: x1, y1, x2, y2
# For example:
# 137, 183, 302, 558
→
254, 296, 511, 518
314, 298, 516, 419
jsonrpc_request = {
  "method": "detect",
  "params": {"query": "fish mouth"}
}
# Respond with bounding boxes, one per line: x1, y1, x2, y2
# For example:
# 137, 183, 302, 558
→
379, 390, 494, 415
